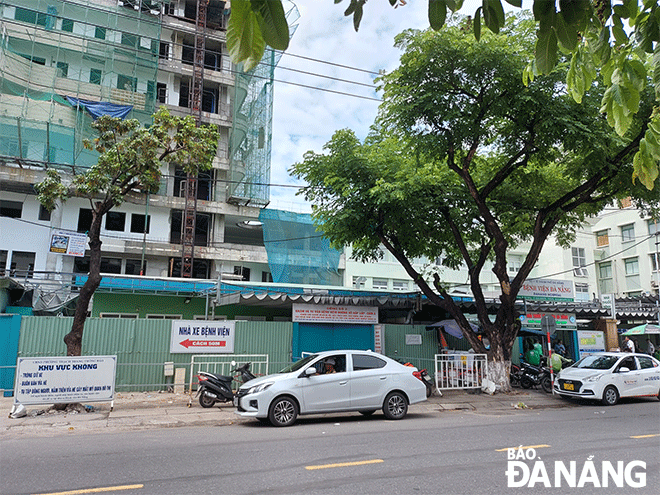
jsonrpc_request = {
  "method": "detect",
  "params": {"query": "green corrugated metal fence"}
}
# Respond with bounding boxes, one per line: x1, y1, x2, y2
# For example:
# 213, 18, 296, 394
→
14, 317, 451, 392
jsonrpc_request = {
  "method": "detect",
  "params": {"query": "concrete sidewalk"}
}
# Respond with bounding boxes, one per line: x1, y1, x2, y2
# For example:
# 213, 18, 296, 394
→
1, 388, 572, 437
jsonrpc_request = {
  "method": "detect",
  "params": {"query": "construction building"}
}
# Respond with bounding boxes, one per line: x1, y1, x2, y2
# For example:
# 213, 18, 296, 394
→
0, 0, 309, 311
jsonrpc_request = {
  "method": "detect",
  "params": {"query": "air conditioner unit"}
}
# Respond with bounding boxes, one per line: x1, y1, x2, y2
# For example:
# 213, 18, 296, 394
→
652, 281, 659, 288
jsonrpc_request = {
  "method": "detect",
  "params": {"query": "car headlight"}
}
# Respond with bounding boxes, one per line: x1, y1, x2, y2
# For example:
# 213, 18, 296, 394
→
584, 373, 604, 382
245, 382, 274, 395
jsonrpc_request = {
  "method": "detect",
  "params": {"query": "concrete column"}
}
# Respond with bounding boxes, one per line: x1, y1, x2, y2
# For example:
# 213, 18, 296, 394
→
595, 318, 619, 351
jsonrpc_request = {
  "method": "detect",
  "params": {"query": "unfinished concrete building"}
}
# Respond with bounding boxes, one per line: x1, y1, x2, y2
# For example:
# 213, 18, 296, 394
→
0, 0, 299, 310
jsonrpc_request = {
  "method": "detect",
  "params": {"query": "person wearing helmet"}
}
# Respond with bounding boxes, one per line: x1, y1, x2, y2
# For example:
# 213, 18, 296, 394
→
323, 358, 336, 374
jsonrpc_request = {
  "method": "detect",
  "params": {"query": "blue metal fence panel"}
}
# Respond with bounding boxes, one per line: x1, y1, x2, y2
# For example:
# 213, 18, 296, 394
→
0, 314, 22, 396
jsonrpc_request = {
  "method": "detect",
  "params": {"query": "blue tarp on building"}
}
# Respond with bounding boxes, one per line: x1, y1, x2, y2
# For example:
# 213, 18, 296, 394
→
65, 97, 133, 120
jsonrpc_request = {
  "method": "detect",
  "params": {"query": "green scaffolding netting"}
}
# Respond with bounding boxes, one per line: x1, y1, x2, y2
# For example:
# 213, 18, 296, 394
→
259, 209, 342, 286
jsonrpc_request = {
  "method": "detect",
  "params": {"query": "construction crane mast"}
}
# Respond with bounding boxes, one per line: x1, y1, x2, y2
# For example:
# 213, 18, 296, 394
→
181, 0, 208, 277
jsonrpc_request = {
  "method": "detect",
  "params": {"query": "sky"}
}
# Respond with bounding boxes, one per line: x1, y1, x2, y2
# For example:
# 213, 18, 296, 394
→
267, 0, 520, 212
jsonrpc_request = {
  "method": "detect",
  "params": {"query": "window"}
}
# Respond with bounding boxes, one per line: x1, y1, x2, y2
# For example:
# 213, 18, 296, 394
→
89, 68, 102, 85
621, 224, 635, 242
121, 32, 137, 48
392, 280, 409, 291
125, 259, 144, 275
624, 257, 639, 276
94, 26, 106, 40
651, 253, 659, 272
234, 266, 250, 281
105, 212, 126, 231
572, 247, 588, 276
353, 276, 366, 289
130, 214, 150, 233
575, 283, 589, 301
15, 7, 48, 26
262, 271, 273, 282
352, 354, 387, 371
61, 18, 73, 32
159, 42, 169, 59
146, 314, 182, 320
649, 219, 659, 236
596, 230, 609, 247
38, 205, 51, 221
100, 257, 121, 274
372, 278, 388, 290
117, 74, 137, 92
508, 255, 522, 274
10, 251, 35, 277
0, 250, 7, 275
73, 257, 90, 274
0, 200, 22, 218
77, 208, 92, 233
56, 61, 68, 78
157, 83, 167, 103
100, 313, 138, 319
639, 356, 658, 370
598, 262, 612, 280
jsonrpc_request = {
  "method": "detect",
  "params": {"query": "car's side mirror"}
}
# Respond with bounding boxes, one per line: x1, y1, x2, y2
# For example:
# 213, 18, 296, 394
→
304, 367, 317, 377
618, 367, 630, 373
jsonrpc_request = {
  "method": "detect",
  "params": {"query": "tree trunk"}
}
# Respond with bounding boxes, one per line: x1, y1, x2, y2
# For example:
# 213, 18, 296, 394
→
64, 208, 104, 356
487, 330, 513, 392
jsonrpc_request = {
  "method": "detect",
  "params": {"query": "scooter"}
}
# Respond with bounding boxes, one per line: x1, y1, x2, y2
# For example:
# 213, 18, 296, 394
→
401, 361, 439, 398
195, 362, 256, 408
414, 368, 437, 398
519, 361, 552, 393
510, 363, 523, 388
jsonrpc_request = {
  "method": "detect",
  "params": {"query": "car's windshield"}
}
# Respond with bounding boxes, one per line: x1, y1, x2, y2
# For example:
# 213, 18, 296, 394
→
573, 355, 619, 370
278, 354, 318, 373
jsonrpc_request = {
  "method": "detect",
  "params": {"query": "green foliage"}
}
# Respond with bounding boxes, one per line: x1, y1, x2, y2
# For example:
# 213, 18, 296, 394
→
226, 0, 659, 189
227, 0, 288, 71
35, 107, 219, 213
291, 24, 659, 363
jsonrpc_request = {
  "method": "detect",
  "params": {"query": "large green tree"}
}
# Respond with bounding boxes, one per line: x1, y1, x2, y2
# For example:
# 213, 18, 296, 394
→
35, 107, 219, 356
230, 0, 660, 189
291, 24, 660, 388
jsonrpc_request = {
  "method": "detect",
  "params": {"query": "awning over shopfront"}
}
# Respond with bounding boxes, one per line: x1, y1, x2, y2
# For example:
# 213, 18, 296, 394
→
622, 323, 660, 335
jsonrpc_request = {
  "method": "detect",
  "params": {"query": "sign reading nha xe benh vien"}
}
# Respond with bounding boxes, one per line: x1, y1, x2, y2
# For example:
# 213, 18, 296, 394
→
170, 320, 236, 353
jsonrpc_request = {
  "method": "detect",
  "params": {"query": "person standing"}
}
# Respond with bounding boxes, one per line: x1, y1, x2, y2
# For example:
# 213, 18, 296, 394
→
624, 336, 635, 353
647, 338, 656, 355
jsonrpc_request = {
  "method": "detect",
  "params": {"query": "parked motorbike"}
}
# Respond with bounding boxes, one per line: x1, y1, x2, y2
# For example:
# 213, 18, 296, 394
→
510, 363, 523, 388
195, 362, 256, 408
519, 360, 552, 393
402, 361, 438, 398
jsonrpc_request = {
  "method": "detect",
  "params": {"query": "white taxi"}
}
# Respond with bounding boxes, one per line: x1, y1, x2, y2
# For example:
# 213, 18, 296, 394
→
554, 352, 660, 405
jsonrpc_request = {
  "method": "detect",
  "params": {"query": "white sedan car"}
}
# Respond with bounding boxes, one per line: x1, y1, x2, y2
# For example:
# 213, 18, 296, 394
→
554, 352, 660, 405
235, 350, 427, 426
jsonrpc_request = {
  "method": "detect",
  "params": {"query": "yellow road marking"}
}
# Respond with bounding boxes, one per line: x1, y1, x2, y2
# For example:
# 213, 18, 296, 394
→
306, 459, 384, 470
631, 434, 660, 439
33, 484, 143, 495
495, 444, 551, 452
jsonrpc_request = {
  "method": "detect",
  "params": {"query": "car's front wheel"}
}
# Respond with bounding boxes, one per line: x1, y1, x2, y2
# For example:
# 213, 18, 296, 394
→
268, 396, 298, 427
601, 385, 619, 406
382, 391, 408, 420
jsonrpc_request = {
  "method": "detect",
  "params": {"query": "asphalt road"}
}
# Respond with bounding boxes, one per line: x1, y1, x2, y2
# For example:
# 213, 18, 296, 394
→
2, 399, 658, 495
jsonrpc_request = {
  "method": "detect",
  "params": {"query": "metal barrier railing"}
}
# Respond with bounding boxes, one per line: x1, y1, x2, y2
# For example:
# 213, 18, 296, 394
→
188, 354, 269, 393
434, 353, 488, 391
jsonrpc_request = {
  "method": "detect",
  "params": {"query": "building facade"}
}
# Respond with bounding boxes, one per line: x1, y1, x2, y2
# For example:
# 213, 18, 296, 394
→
0, 0, 306, 311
